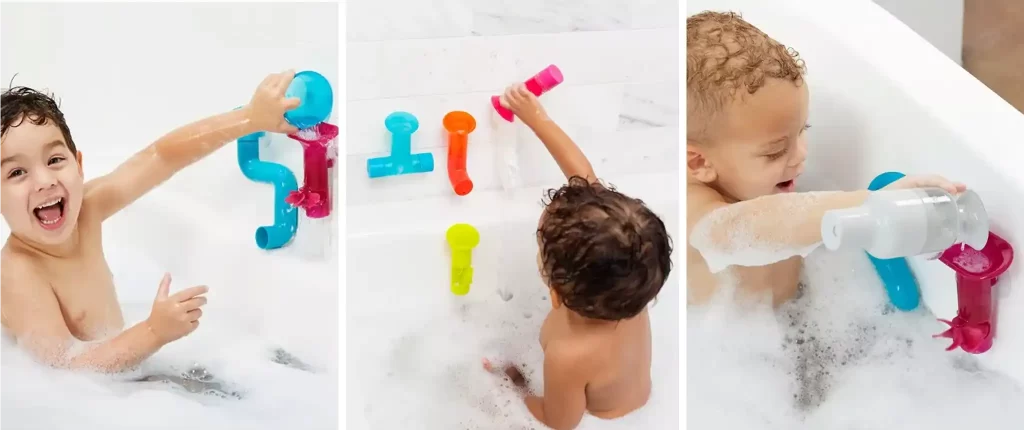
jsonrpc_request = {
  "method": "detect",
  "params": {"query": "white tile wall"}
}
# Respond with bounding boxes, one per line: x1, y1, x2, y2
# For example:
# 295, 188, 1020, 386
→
346, 0, 679, 206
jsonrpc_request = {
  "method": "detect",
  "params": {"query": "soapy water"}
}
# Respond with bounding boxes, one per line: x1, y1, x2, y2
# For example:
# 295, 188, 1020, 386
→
297, 127, 320, 141
953, 248, 992, 273
0, 241, 338, 430
348, 241, 679, 429
688, 246, 1024, 429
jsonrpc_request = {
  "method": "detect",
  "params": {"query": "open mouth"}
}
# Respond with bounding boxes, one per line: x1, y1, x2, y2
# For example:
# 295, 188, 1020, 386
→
776, 179, 796, 192
33, 197, 66, 231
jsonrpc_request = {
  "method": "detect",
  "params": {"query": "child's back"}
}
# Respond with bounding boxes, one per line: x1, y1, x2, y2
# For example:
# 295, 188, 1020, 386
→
495, 85, 672, 429
540, 304, 652, 417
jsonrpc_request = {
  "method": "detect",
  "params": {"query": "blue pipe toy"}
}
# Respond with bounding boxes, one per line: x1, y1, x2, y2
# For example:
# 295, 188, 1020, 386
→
867, 171, 921, 311
237, 131, 299, 249
367, 112, 434, 178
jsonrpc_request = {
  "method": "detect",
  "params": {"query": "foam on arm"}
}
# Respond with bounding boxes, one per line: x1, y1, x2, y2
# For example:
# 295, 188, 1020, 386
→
1, 266, 163, 373
690, 190, 869, 272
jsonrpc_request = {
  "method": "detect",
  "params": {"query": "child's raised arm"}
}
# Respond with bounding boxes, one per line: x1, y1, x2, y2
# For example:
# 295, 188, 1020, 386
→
85, 70, 301, 222
499, 85, 596, 183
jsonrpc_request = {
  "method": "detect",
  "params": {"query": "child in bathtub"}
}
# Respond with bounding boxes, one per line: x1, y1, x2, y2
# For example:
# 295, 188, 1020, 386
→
685, 11, 966, 307
0, 71, 300, 374
487, 84, 673, 429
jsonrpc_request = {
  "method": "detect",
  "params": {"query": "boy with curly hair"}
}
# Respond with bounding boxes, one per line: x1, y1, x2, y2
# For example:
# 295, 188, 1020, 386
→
490, 84, 673, 429
686, 11, 965, 306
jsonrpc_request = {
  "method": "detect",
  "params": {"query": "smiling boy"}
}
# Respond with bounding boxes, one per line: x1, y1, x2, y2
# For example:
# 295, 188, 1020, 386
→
1, 71, 300, 372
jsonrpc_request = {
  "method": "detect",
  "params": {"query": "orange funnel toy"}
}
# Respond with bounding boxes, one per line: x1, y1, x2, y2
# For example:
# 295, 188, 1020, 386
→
444, 111, 476, 196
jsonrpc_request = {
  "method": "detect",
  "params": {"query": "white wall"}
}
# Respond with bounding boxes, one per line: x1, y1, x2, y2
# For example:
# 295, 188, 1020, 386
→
1, 2, 339, 259
688, 0, 1024, 384
873, 0, 964, 65
346, 0, 679, 207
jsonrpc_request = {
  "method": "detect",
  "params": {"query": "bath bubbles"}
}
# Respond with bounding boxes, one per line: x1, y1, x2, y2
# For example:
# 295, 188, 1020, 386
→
690, 192, 835, 273
688, 246, 1024, 430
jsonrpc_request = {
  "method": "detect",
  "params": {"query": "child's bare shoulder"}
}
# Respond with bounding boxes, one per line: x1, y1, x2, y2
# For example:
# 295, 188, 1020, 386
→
686, 182, 729, 234
1, 246, 47, 291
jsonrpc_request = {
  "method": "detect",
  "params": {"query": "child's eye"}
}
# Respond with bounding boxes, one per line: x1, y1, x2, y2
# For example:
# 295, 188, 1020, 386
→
7, 168, 26, 179
48, 156, 66, 165
766, 149, 788, 160
800, 124, 812, 133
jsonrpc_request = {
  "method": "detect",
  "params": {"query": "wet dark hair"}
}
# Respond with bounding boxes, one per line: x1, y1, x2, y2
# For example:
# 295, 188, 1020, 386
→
537, 176, 673, 321
1, 85, 77, 154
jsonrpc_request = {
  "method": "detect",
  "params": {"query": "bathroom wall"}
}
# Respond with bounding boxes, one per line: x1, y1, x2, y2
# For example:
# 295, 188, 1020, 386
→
0, 2, 339, 257
346, 0, 679, 207
872, 0, 964, 65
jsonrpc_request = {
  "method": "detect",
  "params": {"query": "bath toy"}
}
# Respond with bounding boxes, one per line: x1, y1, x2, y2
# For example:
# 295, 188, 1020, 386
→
444, 111, 476, 196
865, 172, 921, 311
284, 70, 334, 130
286, 122, 338, 218
367, 112, 435, 178
237, 131, 299, 249
491, 65, 564, 122
933, 232, 1014, 354
446, 223, 480, 296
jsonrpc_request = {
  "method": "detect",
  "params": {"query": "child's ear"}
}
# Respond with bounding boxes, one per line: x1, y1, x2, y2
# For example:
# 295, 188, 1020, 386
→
75, 151, 84, 175
687, 146, 717, 184
549, 289, 561, 309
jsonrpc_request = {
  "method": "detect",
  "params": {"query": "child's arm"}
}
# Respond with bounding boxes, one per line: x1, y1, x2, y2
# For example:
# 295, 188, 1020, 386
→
1, 263, 205, 373
499, 84, 596, 182
688, 175, 966, 272
85, 71, 301, 222
524, 344, 587, 430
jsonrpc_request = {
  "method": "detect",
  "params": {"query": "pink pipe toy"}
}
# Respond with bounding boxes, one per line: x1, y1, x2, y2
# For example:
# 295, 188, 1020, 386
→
933, 232, 1014, 354
285, 122, 338, 218
491, 65, 564, 122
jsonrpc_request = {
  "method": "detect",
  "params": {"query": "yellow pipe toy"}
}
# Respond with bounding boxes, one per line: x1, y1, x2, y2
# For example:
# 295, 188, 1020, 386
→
445, 223, 480, 295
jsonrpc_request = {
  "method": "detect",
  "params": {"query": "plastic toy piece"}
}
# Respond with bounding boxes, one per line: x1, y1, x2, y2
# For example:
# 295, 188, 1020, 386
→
367, 112, 435, 178
284, 70, 334, 130
491, 65, 564, 122
866, 171, 921, 311
444, 111, 476, 196
237, 131, 299, 249
933, 232, 1014, 354
286, 122, 338, 218
446, 223, 481, 296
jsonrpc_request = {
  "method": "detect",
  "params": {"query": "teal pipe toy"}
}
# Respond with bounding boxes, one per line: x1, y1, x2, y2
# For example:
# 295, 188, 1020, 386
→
867, 171, 921, 311
237, 131, 299, 249
367, 112, 434, 178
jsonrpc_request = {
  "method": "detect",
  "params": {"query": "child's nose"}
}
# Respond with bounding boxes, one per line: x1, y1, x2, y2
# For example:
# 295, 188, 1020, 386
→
33, 171, 58, 191
788, 139, 808, 168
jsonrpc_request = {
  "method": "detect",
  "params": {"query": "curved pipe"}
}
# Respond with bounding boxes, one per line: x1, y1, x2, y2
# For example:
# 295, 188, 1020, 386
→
444, 111, 476, 196
237, 131, 299, 249
866, 171, 921, 311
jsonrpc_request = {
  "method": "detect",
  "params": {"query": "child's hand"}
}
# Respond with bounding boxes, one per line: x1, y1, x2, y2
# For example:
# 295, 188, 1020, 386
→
882, 174, 966, 195
146, 273, 208, 345
245, 70, 302, 134
482, 358, 529, 390
499, 84, 548, 126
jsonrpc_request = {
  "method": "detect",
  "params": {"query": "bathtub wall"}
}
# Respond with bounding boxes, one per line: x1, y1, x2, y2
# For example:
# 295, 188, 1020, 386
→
346, 0, 679, 207
0, 2, 339, 261
688, 0, 1024, 384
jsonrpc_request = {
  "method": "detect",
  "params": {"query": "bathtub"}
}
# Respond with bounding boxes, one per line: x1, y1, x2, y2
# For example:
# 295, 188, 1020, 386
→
346, 171, 680, 429
687, 0, 1024, 423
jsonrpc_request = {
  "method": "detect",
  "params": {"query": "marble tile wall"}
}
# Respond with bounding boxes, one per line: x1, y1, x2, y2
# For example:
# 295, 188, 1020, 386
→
346, 0, 679, 205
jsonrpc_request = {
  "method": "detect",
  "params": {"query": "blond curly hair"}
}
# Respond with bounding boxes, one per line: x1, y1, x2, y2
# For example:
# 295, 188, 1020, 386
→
686, 11, 806, 143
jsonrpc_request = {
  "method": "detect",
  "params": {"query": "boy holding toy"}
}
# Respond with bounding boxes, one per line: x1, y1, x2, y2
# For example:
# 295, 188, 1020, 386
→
488, 84, 673, 429
685, 11, 966, 307
0, 71, 300, 373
